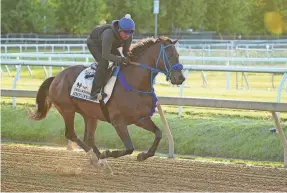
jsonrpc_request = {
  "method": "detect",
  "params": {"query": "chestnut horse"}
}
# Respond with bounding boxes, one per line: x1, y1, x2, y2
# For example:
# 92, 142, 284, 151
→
29, 36, 185, 168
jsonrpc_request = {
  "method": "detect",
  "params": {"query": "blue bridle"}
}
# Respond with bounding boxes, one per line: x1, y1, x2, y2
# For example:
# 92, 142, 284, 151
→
136, 44, 183, 91
118, 43, 183, 119
119, 43, 183, 94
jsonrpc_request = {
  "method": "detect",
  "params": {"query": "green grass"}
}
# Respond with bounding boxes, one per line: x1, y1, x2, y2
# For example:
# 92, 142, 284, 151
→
1, 53, 287, 165
1, 104, 287, 163
1, 66, 286, 119
2, 65, 286, 93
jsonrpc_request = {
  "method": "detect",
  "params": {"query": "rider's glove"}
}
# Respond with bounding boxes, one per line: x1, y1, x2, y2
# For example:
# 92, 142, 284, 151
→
120, 56, 130, 65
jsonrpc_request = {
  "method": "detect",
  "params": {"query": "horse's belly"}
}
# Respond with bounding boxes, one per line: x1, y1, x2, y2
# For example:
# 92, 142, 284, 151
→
138, 104, 153, 117
110, 87, 154, 124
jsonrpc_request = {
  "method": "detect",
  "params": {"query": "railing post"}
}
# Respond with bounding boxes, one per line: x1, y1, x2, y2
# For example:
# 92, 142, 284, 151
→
277, 72, 287, 119
201, 71, 208, 87
27, 66, 33, 78
243, 72, 250, 90
43, 66, 48, 78
5, 65, 11, 77
271, 111, 287, 168
49, 57, 52, 77
178, 70, 189, 117
157, 104, 174, 158
12, 64, 22, 107
226, 61, 230, 90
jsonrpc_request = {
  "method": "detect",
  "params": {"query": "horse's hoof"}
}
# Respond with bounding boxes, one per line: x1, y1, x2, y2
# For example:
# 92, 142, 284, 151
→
100, 150, 110, 159
90, 159, 100, 167
67, 141, 77, 150
99, 159, 114, 175
87, 149, 100, 167
137, 152, 146, 161
98, 159, 106, 167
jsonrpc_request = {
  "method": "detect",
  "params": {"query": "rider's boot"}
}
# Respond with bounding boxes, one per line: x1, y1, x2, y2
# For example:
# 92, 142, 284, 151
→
90, 65, 108, 100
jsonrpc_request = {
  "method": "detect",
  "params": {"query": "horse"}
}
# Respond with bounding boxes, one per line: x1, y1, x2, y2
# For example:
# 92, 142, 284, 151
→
29, 36, 185, 169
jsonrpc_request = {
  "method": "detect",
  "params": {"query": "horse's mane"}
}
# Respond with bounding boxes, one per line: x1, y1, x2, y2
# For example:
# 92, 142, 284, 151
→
129, 36, 172, 61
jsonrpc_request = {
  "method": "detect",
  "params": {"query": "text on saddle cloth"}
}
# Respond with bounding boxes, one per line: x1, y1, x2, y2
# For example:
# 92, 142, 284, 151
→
70, 65, 120, 104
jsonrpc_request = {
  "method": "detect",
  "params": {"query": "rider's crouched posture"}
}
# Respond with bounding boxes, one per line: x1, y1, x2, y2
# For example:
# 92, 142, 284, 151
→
87, 14, 135, 100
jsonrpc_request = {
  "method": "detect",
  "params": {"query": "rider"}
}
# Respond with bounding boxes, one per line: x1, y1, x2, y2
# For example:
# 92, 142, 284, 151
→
87, 14, 135, 100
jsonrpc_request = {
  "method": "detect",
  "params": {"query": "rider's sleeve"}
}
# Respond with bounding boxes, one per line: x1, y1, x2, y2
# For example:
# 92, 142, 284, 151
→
101, 30, 122, 63
122, 35, 132, 57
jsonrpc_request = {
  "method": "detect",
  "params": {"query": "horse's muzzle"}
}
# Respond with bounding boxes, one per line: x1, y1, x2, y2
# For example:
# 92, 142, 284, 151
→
179, 74, 185, 83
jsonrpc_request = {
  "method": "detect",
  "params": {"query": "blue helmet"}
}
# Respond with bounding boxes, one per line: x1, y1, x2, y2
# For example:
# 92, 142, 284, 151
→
119, 14, 135, 34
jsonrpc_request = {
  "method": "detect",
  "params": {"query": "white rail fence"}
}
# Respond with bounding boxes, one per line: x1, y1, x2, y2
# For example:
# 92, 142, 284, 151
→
1, 43, 286, 90
1, 57, 287, 102
4, 37, 287, 42
1, 58, 287, 116
1, 88, 287, 167
2, 44, 287, 59
2, 37, 287, 47
2, 52, 287, 63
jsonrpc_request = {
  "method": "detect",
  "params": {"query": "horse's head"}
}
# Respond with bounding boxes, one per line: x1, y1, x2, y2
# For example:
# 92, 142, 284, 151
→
152, 36, 185, 85
129, 36, 185, 86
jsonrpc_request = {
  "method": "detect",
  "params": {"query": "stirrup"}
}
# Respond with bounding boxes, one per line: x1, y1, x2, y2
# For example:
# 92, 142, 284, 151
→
90, 92, 99, 100
98, 92, 107, 101
90, 92, 107, 101
91, 63, 98, 70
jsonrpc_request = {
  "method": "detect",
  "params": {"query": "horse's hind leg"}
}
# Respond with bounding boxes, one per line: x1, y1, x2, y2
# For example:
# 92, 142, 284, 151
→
99, 118, 134, 160
67, 116, 89, 151
84, 116, 113, 173
83, 117, 101, 158
59, 110, 99, 166
135, 117, 162, 161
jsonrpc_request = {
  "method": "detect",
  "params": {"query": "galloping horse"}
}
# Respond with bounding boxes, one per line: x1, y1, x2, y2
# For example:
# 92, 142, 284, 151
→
29, 36, 185, 167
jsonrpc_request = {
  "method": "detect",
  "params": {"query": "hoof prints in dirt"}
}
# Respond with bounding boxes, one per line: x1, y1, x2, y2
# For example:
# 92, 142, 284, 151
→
1, 144, 287, 192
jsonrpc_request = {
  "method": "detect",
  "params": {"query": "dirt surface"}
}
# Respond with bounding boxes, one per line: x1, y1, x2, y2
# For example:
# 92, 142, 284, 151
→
1, 143, 287, 192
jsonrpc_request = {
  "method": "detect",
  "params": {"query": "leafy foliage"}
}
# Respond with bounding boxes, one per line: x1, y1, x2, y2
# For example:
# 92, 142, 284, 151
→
1, 0, 286, 35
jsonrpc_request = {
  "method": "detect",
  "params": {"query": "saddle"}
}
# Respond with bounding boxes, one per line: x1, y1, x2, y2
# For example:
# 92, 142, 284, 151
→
70, 63, 120, 104
85, 62, 115, 87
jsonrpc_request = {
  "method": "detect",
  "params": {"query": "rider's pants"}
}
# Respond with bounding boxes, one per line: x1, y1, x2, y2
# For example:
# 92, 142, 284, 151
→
87, 37, 121, 95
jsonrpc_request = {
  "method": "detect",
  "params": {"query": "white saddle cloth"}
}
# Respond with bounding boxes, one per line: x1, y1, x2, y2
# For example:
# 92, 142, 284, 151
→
70, 66, 119, 103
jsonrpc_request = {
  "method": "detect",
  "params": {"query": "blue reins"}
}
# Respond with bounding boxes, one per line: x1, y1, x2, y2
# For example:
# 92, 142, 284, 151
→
119, 43, 183, 94
118, 43, 183, 119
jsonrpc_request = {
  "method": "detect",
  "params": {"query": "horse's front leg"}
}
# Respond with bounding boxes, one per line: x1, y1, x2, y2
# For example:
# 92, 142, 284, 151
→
135, 117, 162, 161
99, 118, 134, 160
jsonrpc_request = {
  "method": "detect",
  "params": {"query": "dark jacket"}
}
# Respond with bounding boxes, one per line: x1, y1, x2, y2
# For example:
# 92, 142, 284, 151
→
87, 20, 132, 63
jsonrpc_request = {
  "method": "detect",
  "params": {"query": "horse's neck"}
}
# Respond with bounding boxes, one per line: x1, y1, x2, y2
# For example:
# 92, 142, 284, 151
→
122, 50, 155, 91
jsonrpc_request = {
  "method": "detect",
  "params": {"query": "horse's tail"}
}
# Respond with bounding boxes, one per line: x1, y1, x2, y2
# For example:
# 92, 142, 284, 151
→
29, 77, 55, 120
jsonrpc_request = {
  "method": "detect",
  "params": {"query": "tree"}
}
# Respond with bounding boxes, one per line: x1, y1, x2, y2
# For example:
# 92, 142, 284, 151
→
1, 0, 286, 35
105, 0, 154, 34
1, 0, 56, 33
204, 0, 251, 36
53, 0, 106, 34
247, 0, 287, 35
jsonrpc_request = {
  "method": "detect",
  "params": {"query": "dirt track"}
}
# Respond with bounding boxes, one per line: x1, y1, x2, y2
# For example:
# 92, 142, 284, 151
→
1, 144, 287, 192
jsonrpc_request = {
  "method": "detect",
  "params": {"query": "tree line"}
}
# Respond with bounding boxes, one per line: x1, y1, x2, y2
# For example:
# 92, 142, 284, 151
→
1, 0, 286, 35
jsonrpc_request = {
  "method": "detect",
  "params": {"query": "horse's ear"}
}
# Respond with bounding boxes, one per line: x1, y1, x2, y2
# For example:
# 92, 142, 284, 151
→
172, 39, 178, 44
